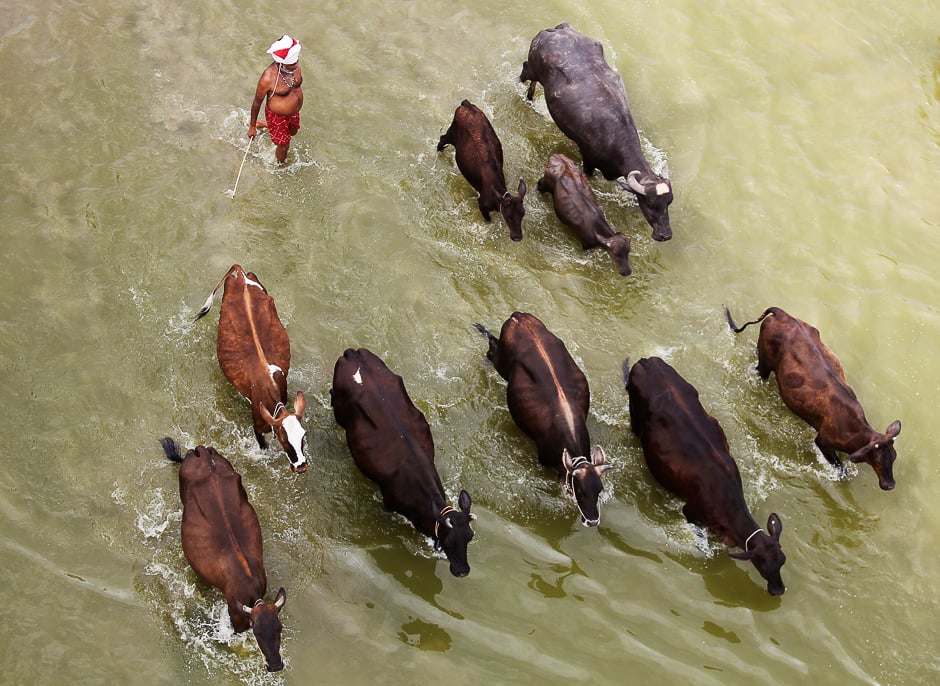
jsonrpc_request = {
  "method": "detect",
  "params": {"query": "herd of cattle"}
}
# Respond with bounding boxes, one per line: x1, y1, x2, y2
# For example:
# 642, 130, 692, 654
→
157, 24, 901, 672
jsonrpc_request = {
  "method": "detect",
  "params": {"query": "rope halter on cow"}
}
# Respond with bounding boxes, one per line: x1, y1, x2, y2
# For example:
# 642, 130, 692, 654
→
744, 528, 763, 552
564, 455, 591, 497
269, 402, 287, 427
433, 505, 458, 540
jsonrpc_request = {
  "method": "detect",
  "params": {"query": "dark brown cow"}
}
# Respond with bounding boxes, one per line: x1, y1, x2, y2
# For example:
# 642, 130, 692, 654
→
725, 306, 901, 490
330, 348, 476, 577
160, 438, 287, 672
437, 99, 527, 241
624, 357, 786, 596
475, 312, 611, 527
196, 265, 307, 473
520, 23, 673, 241
537, 153, 632, 276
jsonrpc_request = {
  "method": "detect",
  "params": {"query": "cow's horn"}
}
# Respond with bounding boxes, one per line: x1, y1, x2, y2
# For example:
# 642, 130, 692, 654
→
625, 171, 647, 196
445, 517, 454, 529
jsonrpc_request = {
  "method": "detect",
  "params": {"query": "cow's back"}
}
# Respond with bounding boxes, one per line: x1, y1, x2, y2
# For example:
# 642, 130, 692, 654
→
527, 24, 640, 178
628, 357, 742, 497
497, 313, 591, 458
217, 271, 291, 398
759, 308, 856, 428
331, 348, 437, 485
178, 447, 266, 597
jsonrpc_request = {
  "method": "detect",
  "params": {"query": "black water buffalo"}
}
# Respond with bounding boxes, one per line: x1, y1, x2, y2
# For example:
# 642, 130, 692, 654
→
330, 348, 476, 577
725, 306, 901, 490
625, 357, 786, 596
437, 99, 527, 241
195, 264, 307, 473
475, 312, 611, 526
160, 438, 287, 672
537, 153, 632, 276
520, 23, 673, 241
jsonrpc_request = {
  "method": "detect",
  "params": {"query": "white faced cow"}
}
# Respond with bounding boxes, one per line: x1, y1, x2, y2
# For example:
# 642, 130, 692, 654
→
196, 265, 307, 473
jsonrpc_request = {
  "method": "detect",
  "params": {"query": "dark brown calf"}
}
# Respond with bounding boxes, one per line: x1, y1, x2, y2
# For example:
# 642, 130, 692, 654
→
475, 312, 611, 527
437, 100, 527, 241
726, 306, 901, 490
160, 438, 287, 672
625, 357, 786, 596
537, 153, 632, 276
330, 348, 476, 577
196, 265, 307, 473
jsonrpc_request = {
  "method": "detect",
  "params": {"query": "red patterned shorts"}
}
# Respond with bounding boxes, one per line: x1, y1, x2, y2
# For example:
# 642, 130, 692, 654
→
264, 106, 300, 146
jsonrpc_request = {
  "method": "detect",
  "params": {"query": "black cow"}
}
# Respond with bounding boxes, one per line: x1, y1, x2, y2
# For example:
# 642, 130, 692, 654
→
475, 312, 611, 526
330, 348, 476, 577
520, 23, 673, 241
625, 357, 786, 596
437, 99, 527, 241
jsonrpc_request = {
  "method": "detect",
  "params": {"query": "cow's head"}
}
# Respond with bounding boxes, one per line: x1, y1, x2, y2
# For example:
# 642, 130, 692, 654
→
563, 446, 612, 527
499, 178, 527, 242
848, 419, 901, 490
620, 167, 673, 242
433, 490, 476, 577
236, 587, 287, 672
260, 390, 308, 473
729, 513, 786, 596
604, 232, 632, 276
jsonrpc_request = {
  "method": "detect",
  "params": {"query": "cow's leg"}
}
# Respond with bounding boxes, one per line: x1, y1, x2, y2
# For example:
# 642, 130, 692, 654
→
478, 197, 493, 222
681, 503, 706, 528
436, 126, 454, 151
254, 430, 268, 450
814, 436, 847, 475
755, 349, 773, 380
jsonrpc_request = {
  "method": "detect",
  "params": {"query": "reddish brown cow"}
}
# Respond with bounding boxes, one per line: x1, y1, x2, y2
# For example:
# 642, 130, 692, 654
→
160, 438, 287, 672
437, 100, 527, 241
537, 153, 632, 276
330, 348, 476, 577
625, 357, 786, 596
196, 265, 307, 473
725, 306, 901, 490
475, 312, 611, 527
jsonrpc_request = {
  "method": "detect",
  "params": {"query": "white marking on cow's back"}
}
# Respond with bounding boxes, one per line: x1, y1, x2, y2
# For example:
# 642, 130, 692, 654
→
353, 366, 363, 385
244, 276, 264, 290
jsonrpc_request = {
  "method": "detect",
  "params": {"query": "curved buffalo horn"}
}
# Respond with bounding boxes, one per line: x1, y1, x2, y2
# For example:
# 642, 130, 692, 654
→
625, 170, 648, 196
445, 517, 454, 529
662, 160, 670, 180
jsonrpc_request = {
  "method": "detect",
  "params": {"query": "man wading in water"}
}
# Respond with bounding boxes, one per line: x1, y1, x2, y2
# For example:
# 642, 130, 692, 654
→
248, 35, 304, 164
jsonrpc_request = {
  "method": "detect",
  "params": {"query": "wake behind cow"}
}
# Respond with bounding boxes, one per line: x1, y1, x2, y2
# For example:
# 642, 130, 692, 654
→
725, 305, 901, 490
625, 357, 786, 596
475, 312, 611, 527
330, 348, 476, 577
196, 264, 307, 473
538, 153, 632, 276
160, 438, 287, 672
437, 99, 527, 241
520, 23, 673, 241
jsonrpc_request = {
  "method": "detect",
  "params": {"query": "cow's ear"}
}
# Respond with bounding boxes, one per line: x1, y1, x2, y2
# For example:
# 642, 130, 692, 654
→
293, 390, 307, 416
729, 550, 754, 561
259, 403, 277, 427
767, 513, 783, 540
234, 597, 252, 616
885, 420, 901, 439
562, 449, 574, 472
517, 177, 527, 197
274, 587, 287, 611
458, 489, 472, 513
591, 445, 607, 467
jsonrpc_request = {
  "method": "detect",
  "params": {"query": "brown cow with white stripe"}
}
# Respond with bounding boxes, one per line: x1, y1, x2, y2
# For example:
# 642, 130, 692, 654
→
196, 265, 307, 473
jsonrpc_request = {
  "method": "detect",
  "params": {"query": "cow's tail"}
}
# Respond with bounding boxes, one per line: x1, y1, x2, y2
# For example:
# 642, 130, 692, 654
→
473, 322, 499, 363
160, 436, 184, 463
724, 305, 774, 334
194, 264, 242, 321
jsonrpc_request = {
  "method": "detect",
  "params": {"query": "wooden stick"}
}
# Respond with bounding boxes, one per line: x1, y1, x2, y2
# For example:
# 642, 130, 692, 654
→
231, 136, 254, 198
